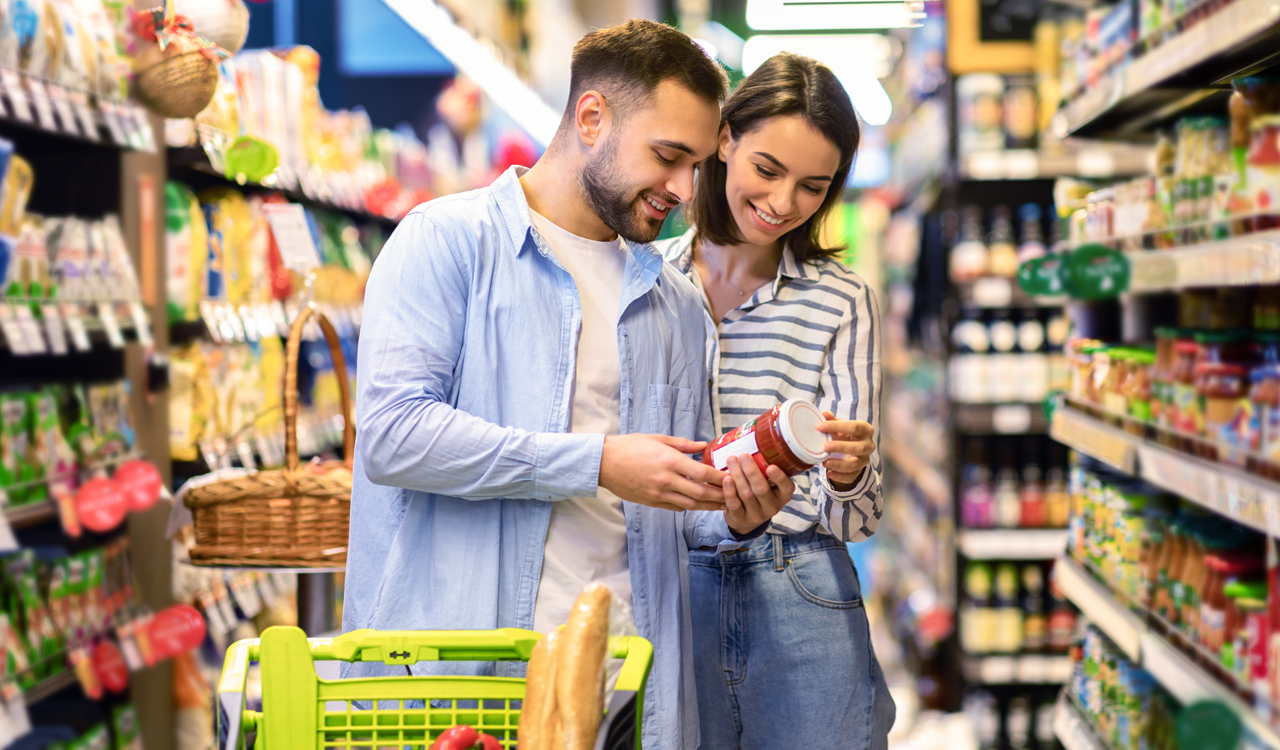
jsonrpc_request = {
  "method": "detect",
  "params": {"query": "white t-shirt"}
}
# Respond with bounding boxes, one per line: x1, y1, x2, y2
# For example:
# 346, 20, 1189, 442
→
529, 209, 636, 636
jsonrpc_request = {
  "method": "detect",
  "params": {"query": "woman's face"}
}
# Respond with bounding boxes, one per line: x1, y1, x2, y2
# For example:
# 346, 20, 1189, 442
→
718, 114, 841, 247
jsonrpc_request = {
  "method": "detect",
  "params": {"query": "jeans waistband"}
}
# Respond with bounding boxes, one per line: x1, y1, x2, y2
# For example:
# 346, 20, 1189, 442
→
691, 528, 845, 566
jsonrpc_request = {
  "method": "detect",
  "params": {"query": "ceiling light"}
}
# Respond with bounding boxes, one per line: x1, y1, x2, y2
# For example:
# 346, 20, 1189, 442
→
746, 0, 924, 30
380, 0, 560, 147
743, 34, 895, 125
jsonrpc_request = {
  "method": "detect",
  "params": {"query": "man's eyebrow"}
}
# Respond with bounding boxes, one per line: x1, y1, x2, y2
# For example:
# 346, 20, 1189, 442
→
654, 139, 696, 156
755, 151, 834, 181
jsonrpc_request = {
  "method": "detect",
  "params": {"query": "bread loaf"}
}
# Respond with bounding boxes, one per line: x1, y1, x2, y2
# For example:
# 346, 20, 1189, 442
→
556, 583, 611, 750
519, 628, 561, 750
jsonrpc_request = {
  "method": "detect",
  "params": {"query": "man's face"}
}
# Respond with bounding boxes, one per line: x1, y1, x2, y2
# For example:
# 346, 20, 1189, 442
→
580, 79, 721, 243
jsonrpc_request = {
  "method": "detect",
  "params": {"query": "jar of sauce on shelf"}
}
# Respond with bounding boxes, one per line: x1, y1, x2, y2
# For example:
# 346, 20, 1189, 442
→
1224, 580, 1269, 683
1122, 349, 1155, 432
1247, 115, 1280, 231
1249, 363, 1280, 479
702, 399, 830, 476
1196, 362, 1250, 463
1170, 340, 1202, 449
1203, 552, 1264, 656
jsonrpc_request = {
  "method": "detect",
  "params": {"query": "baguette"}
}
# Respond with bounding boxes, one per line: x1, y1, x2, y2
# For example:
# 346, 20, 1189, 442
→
556, 583, 611, 750
519, 628, 562, 750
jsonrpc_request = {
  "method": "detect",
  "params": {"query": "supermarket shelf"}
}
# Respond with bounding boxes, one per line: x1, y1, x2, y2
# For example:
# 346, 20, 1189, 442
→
956, 276, 1067, 309
957, 529, 1068, 560
6, 500, 56, 529
954, 402, 1050, 435
168, 146, 399, 226
1050, 405, 1280, 536
1055, 555, 1280, 750
963, 654, 1074, 684
961, 145, 1151, 181
1054, 693, 1112, 750
1062, 0, 1280, 138
884, 437, 951, 509
0, 68, 154, 151
23, 668, 76, 706
1054, 556, 1143, 660
1126, 229, 1280, 292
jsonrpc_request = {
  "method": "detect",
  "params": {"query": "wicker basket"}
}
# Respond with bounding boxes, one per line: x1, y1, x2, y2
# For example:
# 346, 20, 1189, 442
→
133, 33, 220, 119
183, 305, 355, 567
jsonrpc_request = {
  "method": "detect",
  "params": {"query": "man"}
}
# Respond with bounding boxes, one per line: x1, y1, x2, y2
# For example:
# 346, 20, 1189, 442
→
343, 20, 792, 750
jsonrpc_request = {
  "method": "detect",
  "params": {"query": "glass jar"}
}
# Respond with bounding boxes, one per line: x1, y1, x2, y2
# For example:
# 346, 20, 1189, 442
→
1196, 362, 1250, 462
1169, 340, 1201, 449
702, 399, 829, 476
1103, 349, 1130, 425
1249, 363, 1280, 479
1247, 114, 1280, 231
1123, 349, 1156, 431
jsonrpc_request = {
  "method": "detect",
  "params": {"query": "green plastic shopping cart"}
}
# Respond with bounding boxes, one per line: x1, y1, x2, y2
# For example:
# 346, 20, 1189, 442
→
217, 626, 653, 750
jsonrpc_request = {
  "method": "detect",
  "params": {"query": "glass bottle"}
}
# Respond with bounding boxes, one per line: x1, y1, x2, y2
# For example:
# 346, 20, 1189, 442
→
987, 206, 1020, 278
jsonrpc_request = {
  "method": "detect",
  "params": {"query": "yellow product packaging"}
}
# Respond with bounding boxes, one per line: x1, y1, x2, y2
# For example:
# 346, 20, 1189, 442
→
50, 0, 96, 93
165, 181, 207, 323
99, 0, 132, 98
254, 334, 284, 433
168, 344, 211, 462
70, 0, 119, 98
194, 64, 240, 135
198, 189, 252, 306
245, 195, 271, 304
0, 155, 34, 236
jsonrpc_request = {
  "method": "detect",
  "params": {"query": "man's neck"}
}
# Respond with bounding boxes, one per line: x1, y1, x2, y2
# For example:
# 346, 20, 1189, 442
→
519, 156, 618, 243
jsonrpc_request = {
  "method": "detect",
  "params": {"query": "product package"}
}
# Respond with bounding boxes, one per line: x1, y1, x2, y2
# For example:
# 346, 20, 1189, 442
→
0, 392, 36, 506
165, 182, 208, 323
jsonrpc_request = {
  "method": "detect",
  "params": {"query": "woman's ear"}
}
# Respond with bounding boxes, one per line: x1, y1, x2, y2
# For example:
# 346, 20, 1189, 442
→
717, 121, 733, 162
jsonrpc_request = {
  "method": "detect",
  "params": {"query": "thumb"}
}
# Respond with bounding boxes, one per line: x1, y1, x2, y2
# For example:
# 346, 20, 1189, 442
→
653, 434, 708, 454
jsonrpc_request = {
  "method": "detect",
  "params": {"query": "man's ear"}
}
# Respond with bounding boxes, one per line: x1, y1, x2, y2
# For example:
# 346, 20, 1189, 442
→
575, 90, 609, 147
717, 121, 733, 162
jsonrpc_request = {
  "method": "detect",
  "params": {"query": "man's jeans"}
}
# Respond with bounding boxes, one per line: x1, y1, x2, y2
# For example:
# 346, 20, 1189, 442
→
689, 529, 895, 749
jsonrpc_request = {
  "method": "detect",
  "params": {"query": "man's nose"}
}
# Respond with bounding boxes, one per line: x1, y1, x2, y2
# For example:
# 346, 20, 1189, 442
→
668, 166, 696, 205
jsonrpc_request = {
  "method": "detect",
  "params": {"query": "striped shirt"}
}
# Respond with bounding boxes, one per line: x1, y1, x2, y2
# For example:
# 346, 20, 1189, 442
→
656, 229, 884, 542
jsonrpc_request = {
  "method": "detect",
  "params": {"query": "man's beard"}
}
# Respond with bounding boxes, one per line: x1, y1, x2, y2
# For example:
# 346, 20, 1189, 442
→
579, 135, 665, 243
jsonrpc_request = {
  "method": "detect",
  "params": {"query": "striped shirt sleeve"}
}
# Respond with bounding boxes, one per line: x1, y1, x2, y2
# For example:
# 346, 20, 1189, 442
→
811, 283, 883, 542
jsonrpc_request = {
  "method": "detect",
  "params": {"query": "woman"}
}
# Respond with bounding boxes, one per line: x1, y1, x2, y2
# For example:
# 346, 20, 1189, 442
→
657, 52, 893, 748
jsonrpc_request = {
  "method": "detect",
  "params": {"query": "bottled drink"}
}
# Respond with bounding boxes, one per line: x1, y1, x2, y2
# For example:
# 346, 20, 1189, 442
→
963, 562, 997, 653
950, 205, 989, 282
1017, 203, 1048, 264
987, 206, 1020, 278
962, 439, 995, 529
995, 562, 1025, 652
994, 440, 1023, 528
1023, 563, 1048, 651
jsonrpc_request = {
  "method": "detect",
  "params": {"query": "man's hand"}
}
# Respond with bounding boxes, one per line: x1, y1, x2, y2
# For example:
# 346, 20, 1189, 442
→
599, 434, 727, 512
722, 455, 796, 536
815, 411, 875, 489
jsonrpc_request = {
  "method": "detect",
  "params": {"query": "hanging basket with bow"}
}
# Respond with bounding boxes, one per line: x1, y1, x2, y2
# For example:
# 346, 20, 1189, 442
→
132, 0, 230, 119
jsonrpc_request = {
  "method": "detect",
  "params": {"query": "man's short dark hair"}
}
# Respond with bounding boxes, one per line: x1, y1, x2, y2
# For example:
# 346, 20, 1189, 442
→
563, 19, 729, 126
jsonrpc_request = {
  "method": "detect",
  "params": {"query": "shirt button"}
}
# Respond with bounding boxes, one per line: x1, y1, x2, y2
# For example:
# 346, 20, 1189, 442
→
707, 378, 713, 387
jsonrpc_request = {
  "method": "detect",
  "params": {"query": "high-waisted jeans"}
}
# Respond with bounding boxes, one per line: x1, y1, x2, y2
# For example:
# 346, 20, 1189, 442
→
689, 529, 895, 749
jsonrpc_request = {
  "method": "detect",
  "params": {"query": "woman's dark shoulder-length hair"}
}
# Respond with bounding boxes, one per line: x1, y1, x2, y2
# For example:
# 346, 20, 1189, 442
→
690, 52, 861, 264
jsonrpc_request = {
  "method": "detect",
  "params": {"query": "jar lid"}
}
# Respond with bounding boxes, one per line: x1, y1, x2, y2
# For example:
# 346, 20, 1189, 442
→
1175, 340, 1201, 354
1205, 551, 1262, 573
777, 399, 830, 465
1225, 580, 1268, 599
1130, 349, 1156, 365
1195, 362, 1249, 377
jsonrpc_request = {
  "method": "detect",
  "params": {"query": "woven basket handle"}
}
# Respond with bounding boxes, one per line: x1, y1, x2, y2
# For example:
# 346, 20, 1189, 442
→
283, 305, 355, 472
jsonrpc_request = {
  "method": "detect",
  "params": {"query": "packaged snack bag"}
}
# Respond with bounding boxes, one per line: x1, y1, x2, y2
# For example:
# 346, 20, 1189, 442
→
49, 0, 95, 92
0, 154, 35, 237
199, 189, 251, 305
169, 344, 211, 462
48, 216, 91, 299
165, 182, 206, 323
32, 388, 75, 498
112, 704, 142, 750
0, 392, 35, 505
69, 0, 117, 97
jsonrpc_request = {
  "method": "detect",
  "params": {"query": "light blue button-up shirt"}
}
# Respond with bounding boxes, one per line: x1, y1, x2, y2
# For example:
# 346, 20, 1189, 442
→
342, 166, 748, 750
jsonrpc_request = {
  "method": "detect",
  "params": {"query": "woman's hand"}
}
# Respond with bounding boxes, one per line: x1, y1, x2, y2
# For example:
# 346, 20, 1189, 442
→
722, 455, 796, 536
816, 411, 875, 489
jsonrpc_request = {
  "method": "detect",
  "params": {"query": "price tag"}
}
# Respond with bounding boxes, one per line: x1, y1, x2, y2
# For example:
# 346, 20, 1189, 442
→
270, 300, 289, 337
0, 69, 31, 122
1077, 148, 1117, 178
198, 440, 220, 470
256, 573, 279, 608
68, 90, 98, 141
128, 302, 153, 347
254, 434, 276, 468
130, 105, 156, 152
1050, 407, 1137, 473
61, 302, 91, 352
238, 305, 259, 342
198, 300, 224, 344
222, 303, 245, 342
262, 204, 321, 273
212, 436, 233, 470
114, 622, 145, 671
13, 304, 45, 354
1004, 149, 1039, 179
1, 690, 29, 742
98, 302, 125, 348
0, 305, 29, 355
24, 76, 58, 132
40, 303, 67, 355
972, 277, 1013, 308
100, 101, 127, 145
46, 84, 80, 137
0, 514, 16, 554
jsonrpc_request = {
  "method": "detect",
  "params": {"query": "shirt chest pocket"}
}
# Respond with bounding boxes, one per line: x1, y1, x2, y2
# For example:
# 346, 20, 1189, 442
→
644, 383, 697, 438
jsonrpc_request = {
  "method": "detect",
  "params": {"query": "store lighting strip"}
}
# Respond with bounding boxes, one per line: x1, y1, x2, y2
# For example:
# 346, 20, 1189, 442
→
746, 0, 925, 30
742, 34, 895, 125
380, 0, 561, 147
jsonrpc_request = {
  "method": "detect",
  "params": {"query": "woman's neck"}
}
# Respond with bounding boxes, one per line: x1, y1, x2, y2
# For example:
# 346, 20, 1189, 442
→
698, 236, 784, 282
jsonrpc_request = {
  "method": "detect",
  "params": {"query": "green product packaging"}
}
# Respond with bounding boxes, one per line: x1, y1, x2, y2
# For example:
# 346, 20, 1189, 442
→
112, 704, 142, 750
0, 391, 35, 506
33, 388, 77, 503
83, 549, 105, 638
81, 723, 111, 750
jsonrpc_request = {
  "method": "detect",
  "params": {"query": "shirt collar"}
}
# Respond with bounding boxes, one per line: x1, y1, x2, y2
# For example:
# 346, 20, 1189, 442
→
673, 228, 820, 287
490, 164, 666, 287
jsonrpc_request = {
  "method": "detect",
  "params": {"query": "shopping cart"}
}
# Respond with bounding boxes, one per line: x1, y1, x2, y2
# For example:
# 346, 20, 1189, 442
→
216, 626, 653, 750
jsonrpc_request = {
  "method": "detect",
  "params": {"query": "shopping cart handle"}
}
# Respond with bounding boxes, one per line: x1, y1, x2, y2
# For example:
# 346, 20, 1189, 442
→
307, 628, 543, 665
217, 638, 260, 750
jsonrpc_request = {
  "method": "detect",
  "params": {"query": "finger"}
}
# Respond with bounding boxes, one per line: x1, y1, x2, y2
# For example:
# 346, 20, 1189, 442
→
823, 439, 875, 458
668, 474, 730, 505
824, 455, 871, 473
738, 457, 774, 502
722, 472, 741, 511
728, 457, 764, 524
654, 435, 708, 454
822, 410, 837, 421
673, 455, 727, 487
656, 492, 729, 512
765, 465, 796, 510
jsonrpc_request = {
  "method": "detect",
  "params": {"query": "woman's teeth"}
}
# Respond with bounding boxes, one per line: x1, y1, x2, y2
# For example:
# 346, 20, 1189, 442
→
646, 196, 669, 213
755, 205, 783, 226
